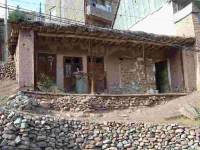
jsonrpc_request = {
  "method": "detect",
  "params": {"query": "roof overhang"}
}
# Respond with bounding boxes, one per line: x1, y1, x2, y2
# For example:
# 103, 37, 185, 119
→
8, 21, 195, 55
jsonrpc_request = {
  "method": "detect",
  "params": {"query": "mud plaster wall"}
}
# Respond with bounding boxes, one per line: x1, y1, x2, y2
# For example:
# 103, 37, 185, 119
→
35, 37, 187, 93
175, 13, 197, 91
193, 13, 200, 90
104, 55, 120, 92
169, 50, 184, 92
182, 50, 196, 91
15, 31, 34, 88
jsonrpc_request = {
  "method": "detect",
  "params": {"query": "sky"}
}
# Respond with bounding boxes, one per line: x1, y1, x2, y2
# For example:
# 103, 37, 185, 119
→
8, 0, 45, 12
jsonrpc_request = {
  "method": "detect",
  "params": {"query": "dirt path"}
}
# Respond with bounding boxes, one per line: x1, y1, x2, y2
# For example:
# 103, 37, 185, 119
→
0, 79, 18, 97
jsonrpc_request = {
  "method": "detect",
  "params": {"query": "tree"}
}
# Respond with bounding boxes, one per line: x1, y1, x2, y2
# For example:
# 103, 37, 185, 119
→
8, 6, 26, 22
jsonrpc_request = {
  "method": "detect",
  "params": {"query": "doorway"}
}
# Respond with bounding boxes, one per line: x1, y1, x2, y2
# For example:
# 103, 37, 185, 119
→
63, 57, 83, 93
155, 61, 170, 93
37, 53, 56, 83
87, 57, 106, 93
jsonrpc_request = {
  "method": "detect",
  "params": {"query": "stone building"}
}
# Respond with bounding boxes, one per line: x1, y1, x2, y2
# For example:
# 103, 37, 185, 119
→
8, 21, 196, 94
45, 0, 119, 27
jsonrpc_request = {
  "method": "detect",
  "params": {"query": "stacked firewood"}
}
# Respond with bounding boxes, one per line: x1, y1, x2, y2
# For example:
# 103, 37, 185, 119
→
0, 61, 16, 80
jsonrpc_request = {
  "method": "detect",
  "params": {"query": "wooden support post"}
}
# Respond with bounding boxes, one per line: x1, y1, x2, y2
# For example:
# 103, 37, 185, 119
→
89, 40, 95, 94
143, 44, 147, 85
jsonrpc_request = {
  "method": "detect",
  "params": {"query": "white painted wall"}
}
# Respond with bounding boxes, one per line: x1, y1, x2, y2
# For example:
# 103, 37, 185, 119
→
130, 2, 176, 36
0, 0, 5, 19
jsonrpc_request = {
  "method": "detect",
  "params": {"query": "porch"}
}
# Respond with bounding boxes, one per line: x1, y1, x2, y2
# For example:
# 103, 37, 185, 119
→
9, 22, 195, 94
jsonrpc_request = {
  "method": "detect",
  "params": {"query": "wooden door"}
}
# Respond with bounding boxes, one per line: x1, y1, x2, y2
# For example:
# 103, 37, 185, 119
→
37, 53, 56, 83
63, 57, 83, 93
87, 57, 106, 93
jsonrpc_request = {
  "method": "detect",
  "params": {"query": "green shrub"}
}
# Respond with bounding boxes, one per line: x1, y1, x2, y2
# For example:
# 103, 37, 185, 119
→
37, 74, 64, 93
8, 6, 27, 22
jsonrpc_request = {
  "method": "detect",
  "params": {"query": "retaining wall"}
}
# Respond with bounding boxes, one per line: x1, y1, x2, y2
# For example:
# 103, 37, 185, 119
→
0, 109, 199, 150
22, 91, 187, 112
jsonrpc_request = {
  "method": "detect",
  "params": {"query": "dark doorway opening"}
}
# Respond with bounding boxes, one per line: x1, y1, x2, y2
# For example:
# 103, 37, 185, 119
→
155, 61, 170, 93
63, 57, 83, 93
37, 53, 56, 83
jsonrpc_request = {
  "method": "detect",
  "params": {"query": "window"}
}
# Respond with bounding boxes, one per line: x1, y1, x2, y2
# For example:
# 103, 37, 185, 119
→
64, 57, 83, 77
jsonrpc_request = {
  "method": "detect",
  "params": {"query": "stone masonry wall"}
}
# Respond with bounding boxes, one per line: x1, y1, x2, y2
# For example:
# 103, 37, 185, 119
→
0, 61, 16, 80
0, 109, 199, 150
21, 91, 185, 112
120, 58, 156, 93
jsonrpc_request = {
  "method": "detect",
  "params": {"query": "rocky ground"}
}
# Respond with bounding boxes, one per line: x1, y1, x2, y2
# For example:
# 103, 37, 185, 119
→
0, 91, 199, 149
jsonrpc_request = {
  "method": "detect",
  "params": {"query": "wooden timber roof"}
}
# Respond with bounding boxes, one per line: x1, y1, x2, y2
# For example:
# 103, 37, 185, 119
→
8, 21, 195, 55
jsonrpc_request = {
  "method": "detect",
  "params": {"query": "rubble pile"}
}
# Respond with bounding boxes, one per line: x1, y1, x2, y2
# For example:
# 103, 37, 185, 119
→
0, 61, 16, 80
0, 110, 199, 150
6, 92, 39, 111
50, 96, 168, 112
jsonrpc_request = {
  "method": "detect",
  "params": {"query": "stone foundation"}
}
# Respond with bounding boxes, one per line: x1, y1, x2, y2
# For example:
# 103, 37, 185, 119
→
50, 95, 171, 112
0, 109, 199, 150
21, 91, 186, 112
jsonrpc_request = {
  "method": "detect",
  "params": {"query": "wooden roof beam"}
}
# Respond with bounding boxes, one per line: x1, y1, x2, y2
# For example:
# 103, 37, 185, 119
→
37, 33, 175, 48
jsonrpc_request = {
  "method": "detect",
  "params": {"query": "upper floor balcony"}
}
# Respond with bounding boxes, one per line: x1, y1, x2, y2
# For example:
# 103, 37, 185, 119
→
86, 1, 113, 22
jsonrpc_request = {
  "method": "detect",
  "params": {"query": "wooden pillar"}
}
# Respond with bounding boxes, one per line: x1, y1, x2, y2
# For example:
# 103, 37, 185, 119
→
89, 40, 95, 94
143, 44, 148, 87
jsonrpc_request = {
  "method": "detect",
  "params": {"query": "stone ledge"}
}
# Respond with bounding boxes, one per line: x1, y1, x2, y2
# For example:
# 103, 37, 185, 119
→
19, 91, 187, 112
22, 90, 188, 97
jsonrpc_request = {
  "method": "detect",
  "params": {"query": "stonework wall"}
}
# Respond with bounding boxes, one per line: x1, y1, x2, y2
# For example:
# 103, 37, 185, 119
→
21, 91, 185, 112
48, 95, 178, 112
15, 31, 34, 88
120, 58, 156, 93
0, 61, 16, 80
0, 109, 199, 150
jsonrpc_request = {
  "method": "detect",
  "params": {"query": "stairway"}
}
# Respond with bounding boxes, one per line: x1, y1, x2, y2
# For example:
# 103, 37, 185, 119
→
0, 79, 18, 97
